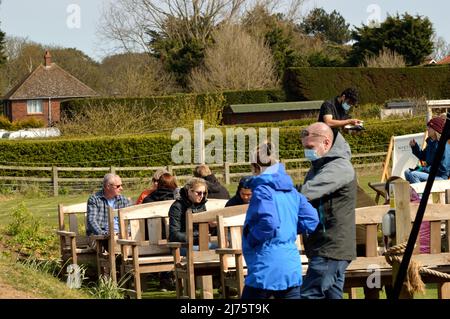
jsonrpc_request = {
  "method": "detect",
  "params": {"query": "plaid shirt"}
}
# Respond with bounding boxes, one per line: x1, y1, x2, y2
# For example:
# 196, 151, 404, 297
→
86, 189, 131, 235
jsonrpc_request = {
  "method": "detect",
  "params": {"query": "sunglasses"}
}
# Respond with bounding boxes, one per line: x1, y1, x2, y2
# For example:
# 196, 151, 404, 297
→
191, 190, 207, 196
110, 184, 123, 189
300, 129, 327, 139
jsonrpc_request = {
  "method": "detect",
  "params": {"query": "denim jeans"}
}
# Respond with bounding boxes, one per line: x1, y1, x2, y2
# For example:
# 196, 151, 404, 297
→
404, 169, 444, 184
300, 256, 350, 299
241, 285, 301, 299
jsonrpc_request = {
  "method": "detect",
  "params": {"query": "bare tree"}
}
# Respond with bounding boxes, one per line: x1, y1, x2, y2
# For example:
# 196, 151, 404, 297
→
361, 47, 406, 68
99, 53, 180, 96
189, 24, 278, 92
98, 0, 246, 54
432, 35, 450, 62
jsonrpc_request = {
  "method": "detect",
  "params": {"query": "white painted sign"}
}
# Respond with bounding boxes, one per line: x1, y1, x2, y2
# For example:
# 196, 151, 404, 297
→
392, 132, 425, 178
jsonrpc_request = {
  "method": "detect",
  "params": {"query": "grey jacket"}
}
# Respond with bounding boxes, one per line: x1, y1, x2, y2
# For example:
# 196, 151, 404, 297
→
299, 132, 357, 261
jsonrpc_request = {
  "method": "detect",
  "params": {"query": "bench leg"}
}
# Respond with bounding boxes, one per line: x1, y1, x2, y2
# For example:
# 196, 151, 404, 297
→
438, 282, 450, 299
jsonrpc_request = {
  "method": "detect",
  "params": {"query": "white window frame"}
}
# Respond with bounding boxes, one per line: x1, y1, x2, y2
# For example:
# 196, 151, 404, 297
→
27, 100, 43, 114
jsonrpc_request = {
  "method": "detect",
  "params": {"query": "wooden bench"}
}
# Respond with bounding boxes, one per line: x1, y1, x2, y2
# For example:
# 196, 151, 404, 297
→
56, 202, 113, 279
344, 183, 450, 299
114, 198, 228, 298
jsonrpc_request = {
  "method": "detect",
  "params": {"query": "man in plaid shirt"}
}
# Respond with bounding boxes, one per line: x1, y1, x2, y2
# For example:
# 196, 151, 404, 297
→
87, 173, 131, 235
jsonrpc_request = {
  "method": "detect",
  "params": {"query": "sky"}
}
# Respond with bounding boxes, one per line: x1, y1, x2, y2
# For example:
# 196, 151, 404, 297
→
1, 0, 449, 62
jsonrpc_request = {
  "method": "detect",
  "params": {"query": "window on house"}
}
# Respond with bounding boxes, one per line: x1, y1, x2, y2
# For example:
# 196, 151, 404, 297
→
27, 100, 43, 114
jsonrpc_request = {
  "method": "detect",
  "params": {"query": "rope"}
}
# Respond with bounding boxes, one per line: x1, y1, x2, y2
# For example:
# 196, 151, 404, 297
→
384, 242, 450, 295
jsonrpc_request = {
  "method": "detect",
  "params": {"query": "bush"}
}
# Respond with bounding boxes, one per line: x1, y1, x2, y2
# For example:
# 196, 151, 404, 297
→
0, 117, 426, 171
0, 115, 13, 130
0, 116, 44, 130
4, 203, 58, 258
284, 66, 450, 103
60, 89, 286, 125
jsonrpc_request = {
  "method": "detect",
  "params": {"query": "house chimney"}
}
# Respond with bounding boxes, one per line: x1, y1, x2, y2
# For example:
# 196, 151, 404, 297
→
44, 50, 52, 67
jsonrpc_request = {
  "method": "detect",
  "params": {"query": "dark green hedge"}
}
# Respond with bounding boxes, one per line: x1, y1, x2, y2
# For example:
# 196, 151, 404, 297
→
60, 89, 286, 118
0, 134, 175, 168
0, 117, 426, 173
284, 66, 450, 104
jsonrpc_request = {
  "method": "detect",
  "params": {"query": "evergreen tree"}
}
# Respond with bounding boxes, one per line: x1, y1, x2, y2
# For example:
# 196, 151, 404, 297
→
349, 13, 433, 66
300, 8, 351, 44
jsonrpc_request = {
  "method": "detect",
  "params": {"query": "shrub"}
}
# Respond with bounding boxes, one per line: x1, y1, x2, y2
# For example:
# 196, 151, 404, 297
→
284, 66, 450, 103
4, 203, 58, 258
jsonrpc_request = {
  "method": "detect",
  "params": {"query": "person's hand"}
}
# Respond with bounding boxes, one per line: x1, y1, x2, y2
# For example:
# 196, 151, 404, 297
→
409, 139, 416, 147
349, 119, 361, 125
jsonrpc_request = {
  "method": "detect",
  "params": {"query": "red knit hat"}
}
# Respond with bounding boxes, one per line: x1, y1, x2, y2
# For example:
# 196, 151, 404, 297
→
427, 116, 445, 134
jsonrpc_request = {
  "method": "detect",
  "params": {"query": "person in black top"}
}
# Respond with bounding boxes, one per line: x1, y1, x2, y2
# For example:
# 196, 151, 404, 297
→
225, 176, 252, 207
142, 173, 178, 203
318, 87, 362, 137
193, 164, 230, 199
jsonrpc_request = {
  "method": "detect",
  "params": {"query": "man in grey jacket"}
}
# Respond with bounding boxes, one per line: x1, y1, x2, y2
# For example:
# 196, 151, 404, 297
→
298, 122, 356, 299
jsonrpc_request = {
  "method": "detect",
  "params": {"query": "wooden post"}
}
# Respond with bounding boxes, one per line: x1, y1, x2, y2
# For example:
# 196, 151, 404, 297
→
392, 179, 414, 298
224, 162, 230, 185
381, 137, 394, 182
52, 166, 58, 197
167, 165, 173, 175
110, 166, 116, 174
360, 224, 381, 299
438, 189, 450, 299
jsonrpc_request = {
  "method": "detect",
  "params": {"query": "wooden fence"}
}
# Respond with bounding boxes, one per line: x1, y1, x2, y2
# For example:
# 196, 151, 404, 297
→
0, 152, 387, 196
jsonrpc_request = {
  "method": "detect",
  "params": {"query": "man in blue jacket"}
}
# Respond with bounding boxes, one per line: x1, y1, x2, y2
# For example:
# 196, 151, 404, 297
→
242, 142, 319, 299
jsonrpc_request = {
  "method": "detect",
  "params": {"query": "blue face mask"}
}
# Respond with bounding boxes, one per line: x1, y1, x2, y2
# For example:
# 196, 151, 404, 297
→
304, 148, 321, 161
342, 102, 351, 112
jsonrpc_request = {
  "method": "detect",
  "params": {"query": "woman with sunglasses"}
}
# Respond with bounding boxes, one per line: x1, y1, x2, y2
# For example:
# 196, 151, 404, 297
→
168, 177, 209, 250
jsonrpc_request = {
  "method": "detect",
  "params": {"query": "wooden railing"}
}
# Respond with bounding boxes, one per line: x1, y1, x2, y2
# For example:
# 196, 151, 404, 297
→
0, 152, 386, 196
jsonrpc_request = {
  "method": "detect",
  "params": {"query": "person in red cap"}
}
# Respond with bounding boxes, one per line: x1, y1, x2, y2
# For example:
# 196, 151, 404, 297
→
404, 116, 450, 183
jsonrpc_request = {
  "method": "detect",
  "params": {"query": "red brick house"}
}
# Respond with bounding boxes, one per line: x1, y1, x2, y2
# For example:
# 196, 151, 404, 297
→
2, 51, 98, 126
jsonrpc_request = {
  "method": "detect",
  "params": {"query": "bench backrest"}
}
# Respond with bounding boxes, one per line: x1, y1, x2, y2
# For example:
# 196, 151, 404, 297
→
117, 198, 230, 258
186, 204, 248, 268
58, 202, 89, 247
117, 200, 175, 257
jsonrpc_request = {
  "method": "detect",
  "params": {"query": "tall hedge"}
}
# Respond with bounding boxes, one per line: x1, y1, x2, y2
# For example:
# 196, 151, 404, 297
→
0, 117, 426, 170
284, 66, 450, 103
60, 89, 286, 118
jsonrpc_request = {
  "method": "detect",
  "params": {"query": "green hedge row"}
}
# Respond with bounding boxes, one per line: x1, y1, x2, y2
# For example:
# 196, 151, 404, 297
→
60, 89, 286, 117
284, 66, 450, 104
0, 117, 426, 174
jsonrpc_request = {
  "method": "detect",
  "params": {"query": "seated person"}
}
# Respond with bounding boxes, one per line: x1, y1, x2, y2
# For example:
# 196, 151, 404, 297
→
168, 177, 216, 254
405, 116, 450, 184
193, 164, 230, 199
87, 173, 131, 236
225, 176, 252, 207
142, 173, 178, 203
135, 168, 168, 204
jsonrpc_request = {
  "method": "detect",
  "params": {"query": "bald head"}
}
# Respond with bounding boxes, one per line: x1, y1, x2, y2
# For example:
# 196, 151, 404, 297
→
307, 122, 333, 141
301, 122, 334, 157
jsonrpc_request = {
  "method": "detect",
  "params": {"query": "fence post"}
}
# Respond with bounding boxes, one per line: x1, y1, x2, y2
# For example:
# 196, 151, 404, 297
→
392, 179, 414, 298
52, 166, 58, 197
110, 166, 116, 174
224, 162, 230, 185
167, 165, 173, 175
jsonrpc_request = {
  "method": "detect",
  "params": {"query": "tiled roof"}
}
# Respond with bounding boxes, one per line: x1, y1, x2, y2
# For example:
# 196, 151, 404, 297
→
3, 63, 98, 100
436, 55, 450, 65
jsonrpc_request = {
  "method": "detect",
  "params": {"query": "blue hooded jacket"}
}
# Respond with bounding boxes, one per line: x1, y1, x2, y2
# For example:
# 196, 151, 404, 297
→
242, 163, 319, 290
